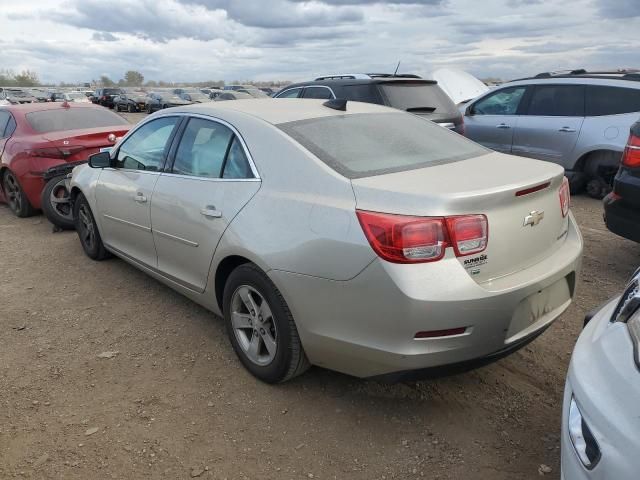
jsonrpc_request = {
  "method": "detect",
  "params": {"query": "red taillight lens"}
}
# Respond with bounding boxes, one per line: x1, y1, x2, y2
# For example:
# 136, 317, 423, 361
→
356, 210, 448, 263
26, 146, 84, 159
356, 210, 488, 263
622, 133, 640, 167
559, 177, 570, 217
446, 215, 488, 256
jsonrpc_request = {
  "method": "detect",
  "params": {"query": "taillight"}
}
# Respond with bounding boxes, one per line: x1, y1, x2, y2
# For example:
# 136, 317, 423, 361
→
356, 210, 487, 264
622, 132, 640, 167
26, 146, 84, 159
446, 215, 488, 256
559, 177, 570, 217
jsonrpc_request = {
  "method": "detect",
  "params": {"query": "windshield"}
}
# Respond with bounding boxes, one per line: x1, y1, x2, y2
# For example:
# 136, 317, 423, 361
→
379, 82, 457, 114
279, 112, 487, 178
26, 108, 129, 133
8, 90, 29, 97
67, 93, 85, 100
104, 88, 123, 95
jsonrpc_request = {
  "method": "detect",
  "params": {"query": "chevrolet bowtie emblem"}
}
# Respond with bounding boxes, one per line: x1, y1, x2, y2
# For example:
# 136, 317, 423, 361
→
523, 210, 545, 227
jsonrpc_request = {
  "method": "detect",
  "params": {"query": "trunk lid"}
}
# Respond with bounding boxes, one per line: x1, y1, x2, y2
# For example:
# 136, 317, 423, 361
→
351, 152, 569, 283
40, 126, 130, 162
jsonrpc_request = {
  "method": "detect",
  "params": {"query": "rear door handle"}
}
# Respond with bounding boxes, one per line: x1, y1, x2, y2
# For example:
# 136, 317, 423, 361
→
200, 205, 222, 218
558, 127, 576, 133
496, 123, 511, 129
134, 192, 147, 203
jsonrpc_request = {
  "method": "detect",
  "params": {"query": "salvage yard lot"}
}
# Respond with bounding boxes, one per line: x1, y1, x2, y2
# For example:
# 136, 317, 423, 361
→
0, 112, 638, 480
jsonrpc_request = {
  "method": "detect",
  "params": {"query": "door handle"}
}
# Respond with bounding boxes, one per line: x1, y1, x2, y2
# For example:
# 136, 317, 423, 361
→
496, 123, 511, 129
200, 205, 222, 218
134, 192, 147, 203
558, 127, 576, 133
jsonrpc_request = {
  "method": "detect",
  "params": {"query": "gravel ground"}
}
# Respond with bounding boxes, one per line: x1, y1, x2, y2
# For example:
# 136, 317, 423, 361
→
1, 111, 639, 479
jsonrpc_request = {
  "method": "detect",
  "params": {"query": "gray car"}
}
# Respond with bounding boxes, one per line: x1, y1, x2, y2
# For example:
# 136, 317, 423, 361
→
69, 99, 583, 383
561, 268, 640, 479
462, 70, 640, 197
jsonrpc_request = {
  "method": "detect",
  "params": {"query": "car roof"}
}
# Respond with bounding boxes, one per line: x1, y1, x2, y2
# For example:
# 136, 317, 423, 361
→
166, 98, 395, 125
282, 77, 437, 90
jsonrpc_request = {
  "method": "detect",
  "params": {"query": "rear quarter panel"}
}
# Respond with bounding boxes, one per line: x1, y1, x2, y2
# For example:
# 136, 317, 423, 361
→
209, 115, 375, 282
571, 112, 637, 167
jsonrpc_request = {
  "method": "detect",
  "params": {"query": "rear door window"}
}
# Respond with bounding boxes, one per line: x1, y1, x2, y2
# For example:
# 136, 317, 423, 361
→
524, 85, 584, 116
586, 86, 640, 116
302, 87, 334, 99
172, 118, 234, 178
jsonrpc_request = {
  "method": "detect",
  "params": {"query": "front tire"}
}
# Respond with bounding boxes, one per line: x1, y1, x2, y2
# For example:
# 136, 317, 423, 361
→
2, 170, 37, 218
41, 175, 75, 229
73, 193, 110, 260
223, 264, 310, 383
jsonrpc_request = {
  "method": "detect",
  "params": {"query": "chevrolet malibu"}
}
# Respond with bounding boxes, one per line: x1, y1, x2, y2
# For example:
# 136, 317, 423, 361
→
69, 99, 583, 383
561, 268, 640, 479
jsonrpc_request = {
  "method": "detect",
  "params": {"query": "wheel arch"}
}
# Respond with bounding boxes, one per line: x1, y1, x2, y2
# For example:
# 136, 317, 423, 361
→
214, 255, 254, 312
572, 148, 623, 174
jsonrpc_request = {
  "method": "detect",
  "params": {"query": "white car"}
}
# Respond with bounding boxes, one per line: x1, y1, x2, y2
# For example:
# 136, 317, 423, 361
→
561, 268, 640, 478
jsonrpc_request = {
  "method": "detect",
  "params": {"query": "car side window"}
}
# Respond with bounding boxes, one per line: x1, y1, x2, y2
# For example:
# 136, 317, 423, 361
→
222, 137, 253, 179
586, 86, 640, 116
0, 111, 10, 139
302, 87, 334, 99
277, 88, 302, 98
115, 116, 180, 171
4, 114, 16, 138
472, 87, 526, 115
172, 118, 234, 178
525, 85, 584, 117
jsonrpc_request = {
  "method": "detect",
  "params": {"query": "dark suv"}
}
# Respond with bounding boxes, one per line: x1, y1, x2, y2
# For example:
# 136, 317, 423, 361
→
604, 120, 640, 243
274, 74, 464, 134
92, 88, 126, 108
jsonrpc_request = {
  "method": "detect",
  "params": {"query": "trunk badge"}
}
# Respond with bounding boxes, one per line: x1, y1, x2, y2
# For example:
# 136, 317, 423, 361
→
523, 210, 544, 227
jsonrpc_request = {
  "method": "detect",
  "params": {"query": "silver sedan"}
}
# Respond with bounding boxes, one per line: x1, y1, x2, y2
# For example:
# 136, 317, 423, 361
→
69, 99, 583, 383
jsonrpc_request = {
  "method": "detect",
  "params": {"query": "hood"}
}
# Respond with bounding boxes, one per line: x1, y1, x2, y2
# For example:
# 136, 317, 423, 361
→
429, 69, 489, 105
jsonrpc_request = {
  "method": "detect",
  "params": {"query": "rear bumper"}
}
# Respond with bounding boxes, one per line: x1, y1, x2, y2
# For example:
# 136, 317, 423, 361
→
270, 212, 583, 378
604, 193, 640, 243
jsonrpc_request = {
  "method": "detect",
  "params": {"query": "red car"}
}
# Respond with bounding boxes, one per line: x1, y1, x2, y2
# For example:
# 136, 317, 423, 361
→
0, 102, 130, 227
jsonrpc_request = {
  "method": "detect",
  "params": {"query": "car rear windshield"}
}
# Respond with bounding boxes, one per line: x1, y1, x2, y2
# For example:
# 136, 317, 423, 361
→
26, 108, 129, 133
104, 88, 123, 95
279, 112, 487, 178
378, 82, 457, 114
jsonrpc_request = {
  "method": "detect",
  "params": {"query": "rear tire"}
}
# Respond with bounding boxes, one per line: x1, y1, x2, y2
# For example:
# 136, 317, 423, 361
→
73, 193, 111, 260
2, 170, 37, 218
41, 175, 75, 229
223, 264, 310, 383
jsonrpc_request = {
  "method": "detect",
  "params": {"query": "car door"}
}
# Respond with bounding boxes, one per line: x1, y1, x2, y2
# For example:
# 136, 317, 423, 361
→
511, 84, 585, 165
95, 116, 181, 268
464, 86, 527, 153
150, 116, 260, 292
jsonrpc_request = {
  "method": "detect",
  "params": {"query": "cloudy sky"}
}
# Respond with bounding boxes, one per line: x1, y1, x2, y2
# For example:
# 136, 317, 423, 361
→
1, 0, 637, 84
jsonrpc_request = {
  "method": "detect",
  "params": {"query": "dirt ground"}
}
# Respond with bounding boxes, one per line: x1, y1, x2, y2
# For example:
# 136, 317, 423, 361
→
1, 113, 639, 479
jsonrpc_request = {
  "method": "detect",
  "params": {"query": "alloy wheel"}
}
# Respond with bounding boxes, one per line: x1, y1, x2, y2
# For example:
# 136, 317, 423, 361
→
4, 172, 22, 213
77, 203, 96, 251
230, 285, 278, 366
48, 177, 73, 221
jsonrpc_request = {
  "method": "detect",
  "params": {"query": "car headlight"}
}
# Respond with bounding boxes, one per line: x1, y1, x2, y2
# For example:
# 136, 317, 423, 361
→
568, 396, 601, 469
611, 269, 640, 369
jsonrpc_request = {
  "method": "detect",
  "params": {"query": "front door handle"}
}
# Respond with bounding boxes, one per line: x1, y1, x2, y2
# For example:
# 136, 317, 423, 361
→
134, 192, 147, 203
200, 205, 222, 218
558, 126, 576, 133
496, 123, 511, 129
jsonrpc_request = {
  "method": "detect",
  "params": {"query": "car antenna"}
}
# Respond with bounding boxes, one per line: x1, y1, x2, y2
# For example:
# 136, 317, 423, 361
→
393, 60, 401, 77
323, 99, 347, 111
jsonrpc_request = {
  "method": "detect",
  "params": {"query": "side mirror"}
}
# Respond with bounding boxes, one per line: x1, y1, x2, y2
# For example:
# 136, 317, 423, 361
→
88, 151, 112, 168
465, 104, 475, 116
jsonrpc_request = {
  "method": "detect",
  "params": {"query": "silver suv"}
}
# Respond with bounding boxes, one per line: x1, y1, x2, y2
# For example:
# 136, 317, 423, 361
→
462, 69, 640, 197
